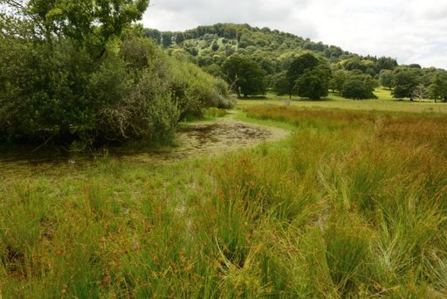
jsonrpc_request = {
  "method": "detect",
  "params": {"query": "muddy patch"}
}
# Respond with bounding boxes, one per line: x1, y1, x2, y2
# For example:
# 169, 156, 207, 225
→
0, 119, 289, 178
121, 119, 288, 163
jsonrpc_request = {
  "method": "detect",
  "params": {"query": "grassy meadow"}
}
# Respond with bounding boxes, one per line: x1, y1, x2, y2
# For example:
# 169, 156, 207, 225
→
1, 102, 447, 297
238, 88, 447, 114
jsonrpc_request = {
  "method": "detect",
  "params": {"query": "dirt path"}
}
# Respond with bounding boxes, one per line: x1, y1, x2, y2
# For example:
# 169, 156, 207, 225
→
120, 117, 289, 163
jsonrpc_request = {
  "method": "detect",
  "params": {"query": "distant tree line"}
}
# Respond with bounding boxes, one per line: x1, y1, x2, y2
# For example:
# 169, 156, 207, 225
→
380, 66, 447, 102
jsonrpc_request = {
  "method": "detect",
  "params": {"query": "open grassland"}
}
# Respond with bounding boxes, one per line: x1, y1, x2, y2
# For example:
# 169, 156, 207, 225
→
1, 106, 447, 297
238, 89, 447, 114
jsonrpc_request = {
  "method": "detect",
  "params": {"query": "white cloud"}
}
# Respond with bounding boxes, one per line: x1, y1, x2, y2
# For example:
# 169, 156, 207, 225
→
142, 0, 447, 68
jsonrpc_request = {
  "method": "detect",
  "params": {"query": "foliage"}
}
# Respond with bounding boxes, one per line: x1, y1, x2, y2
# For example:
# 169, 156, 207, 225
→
341, 71, 377, 99
146, 23, 400, 82
329, 69, 347, 92
0, 1, 231, 147
428, 70, 447, 102
392, 67, 423, 100
287, 53, 321, 97
142, 23, 446, 104
411, 84, 427, 101
272, 71, 289, 95
379, 70, 394, 90
221, 54, 267, 97
5, 0, 150, 57
294, 65, 331, 100
286, 53, 331, 100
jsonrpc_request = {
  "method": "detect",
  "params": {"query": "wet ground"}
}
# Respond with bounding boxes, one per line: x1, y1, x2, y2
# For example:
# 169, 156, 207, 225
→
0, 118, 289, 178
119, 119, 288, 163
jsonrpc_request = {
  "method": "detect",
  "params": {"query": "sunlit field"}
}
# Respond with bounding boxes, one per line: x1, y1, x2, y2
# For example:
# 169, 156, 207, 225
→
3, 0, 447, 296
1, 103, 446, 297
238, 88, 447, 114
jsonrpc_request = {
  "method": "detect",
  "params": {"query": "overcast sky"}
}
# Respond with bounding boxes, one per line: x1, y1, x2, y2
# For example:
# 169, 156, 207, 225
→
142, 0, 447, 68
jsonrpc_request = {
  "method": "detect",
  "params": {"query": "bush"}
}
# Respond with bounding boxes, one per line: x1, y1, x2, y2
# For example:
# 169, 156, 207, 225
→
0, 34, 230, 148
0, 40, 96, 144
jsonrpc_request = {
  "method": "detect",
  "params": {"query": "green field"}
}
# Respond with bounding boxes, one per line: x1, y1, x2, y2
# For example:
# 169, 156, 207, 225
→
238, 88, 447, 114
1, 103, 447, 297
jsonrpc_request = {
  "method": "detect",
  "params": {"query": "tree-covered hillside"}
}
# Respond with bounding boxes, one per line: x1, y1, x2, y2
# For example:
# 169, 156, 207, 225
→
144, 23, 397, 77
144, 24, 447, 101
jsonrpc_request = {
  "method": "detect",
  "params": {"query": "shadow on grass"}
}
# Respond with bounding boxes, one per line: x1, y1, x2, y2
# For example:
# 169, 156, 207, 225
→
237, 95, 268, 100
297, 97, 335, 102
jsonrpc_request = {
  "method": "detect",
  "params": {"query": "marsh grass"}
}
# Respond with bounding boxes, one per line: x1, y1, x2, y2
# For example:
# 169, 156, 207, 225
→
1, 105, 447, 297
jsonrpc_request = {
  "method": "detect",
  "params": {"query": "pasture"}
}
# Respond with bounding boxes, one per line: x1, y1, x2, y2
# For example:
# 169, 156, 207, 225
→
238, 88, 447, 114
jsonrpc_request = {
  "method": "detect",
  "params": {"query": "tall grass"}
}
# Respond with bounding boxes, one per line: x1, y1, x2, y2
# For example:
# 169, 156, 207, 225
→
1, 106, 446, 297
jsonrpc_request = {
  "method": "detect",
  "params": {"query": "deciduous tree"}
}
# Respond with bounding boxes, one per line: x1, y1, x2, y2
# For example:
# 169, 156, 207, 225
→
330, 69, 347, 93
428, 70, 447, 103
294, 65, 331, 100
379, 70, 394, 90
287, 53, 320, 98
341, 71, 377, 99
221, 55, 267, 97
392, 68, 422, 101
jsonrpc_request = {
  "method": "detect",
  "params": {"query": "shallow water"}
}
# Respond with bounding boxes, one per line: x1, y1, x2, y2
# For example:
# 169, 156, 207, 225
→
0, 119, 288, 178
118, 119, 288, 163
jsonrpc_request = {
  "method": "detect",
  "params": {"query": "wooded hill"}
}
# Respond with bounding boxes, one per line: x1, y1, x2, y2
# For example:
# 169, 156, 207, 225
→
144, 23, 447, 101
144, 23, 398, 78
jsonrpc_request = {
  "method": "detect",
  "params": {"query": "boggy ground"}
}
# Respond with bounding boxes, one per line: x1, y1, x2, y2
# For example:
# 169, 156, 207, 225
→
0, 115, 288, 179
119, 118, 289, 163
1, 107, 447, 298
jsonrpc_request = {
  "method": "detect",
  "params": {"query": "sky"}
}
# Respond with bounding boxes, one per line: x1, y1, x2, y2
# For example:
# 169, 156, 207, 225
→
142, 0, 447, 69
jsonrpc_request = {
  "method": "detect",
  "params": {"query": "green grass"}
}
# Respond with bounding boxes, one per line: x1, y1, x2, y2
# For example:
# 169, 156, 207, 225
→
237, 88, 447, 114
1, 104, 447, 297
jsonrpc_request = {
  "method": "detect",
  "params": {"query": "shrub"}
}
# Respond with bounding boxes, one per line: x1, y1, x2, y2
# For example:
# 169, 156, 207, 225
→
0, 34, 230, 148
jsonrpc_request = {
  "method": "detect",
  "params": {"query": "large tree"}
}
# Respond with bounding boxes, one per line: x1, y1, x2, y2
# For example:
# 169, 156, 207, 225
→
392, 68, 422, 101
2, 0, 150, 57
294, 65, 331, 100
342, 71, 377, 99
428, 70, 447, 103
286, 53, 320, 98
221, 54, 267, 97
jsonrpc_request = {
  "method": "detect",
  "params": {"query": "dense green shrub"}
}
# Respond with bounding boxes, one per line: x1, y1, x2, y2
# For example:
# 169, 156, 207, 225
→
0, 34, 230, 147
0, 39, 96, 144
0, 1, 231, 148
